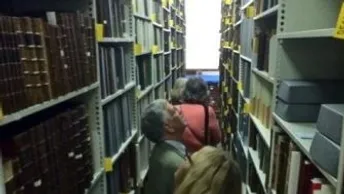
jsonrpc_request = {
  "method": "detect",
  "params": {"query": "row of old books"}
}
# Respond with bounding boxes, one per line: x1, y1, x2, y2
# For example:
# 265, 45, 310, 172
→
103, 93, 133, 156
1, 103, 93, 194
133, 0, 150, 17
0, 13, 97, 116
107, 146, 136, 194
135, 19, 152, 53
271, 125, 335, 194
99, 46, 131, 99
254, 29, 276, 73
152, 0, 163, 25
136, 56, 152, 91
256, 0, 279, 15
153, 27, 163, 50
96, 0, 130, 38
165, 54, 170, 76
153, 55, 164, 84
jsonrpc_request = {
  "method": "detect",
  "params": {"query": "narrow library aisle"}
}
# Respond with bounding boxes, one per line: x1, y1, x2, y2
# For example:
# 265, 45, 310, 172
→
1, 0, 344, 193
219, 0, 344, 194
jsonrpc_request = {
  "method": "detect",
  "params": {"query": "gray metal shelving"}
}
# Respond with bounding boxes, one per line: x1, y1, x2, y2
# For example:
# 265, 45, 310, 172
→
220, 0, 344, 193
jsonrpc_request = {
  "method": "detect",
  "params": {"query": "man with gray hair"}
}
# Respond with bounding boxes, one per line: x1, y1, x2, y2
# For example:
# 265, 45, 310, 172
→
142, 99, 186, 194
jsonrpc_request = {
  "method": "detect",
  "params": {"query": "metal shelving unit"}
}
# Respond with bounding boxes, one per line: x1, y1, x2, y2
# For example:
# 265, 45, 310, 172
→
0, 0, 184, 193
220, 0, 344, 193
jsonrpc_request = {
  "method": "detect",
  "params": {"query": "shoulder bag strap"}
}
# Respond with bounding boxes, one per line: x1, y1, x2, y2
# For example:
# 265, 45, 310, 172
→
203, 104, 210, 145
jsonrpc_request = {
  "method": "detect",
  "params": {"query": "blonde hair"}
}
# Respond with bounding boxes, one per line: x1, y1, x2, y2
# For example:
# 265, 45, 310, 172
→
171, 78, 188, 103
174, 146, 242, 194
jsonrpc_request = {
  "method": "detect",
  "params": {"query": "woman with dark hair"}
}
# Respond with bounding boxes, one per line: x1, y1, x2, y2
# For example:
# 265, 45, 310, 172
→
175, 77, 221, 153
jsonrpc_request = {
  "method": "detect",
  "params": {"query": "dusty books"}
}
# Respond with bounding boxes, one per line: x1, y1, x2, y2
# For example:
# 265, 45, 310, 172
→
0, 13, 97, 116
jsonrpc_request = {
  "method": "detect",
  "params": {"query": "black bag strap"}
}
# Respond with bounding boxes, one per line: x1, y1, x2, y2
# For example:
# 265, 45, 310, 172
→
203, 104, 211, 145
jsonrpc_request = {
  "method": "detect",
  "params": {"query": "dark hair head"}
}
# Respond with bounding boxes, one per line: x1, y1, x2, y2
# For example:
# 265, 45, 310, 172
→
183, 77, 209, 104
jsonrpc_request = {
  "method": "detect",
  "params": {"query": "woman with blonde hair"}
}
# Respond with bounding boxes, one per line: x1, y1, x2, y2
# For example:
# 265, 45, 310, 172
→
174, 146, 242, 194
171, 78, 188, 105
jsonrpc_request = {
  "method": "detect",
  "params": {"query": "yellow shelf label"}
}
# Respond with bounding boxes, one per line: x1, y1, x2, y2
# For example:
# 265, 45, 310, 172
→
104, 158, 113, 172
230, 41, 234, 48
134, 44, 143, 55
162, 0, 168, 8
169, 0, 174, 5
152, 45, 159, 54
228, 98, 232, 105
238, 45, 241, 53
224, 87, 228, 93
0, 102, 3, 120
334, 2, 344, 39
169, 19, 174, 27
243, 103, 251, 114
151, 13, 157, 22
224, 18, 231, 25
245, 6, 256, 18
95, 23, 104, 41
225, 0, 232, 5
237, 81, 243, 91
227, 127, 231, 133
223, 41, 230, 47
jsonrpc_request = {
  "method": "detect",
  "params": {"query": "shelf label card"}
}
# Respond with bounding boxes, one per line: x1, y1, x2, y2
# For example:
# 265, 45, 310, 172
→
238, 45, 241, 53
152, 45, 159, 54
134, 44, 143, 55
245, 6, 256, 18
227, 126, 231, 133
334, 2, 344, 39
223, 41, 230, 47
162, 0, 168, 8
243, 103, 251, 113
0, 102, 3, 120
225, 0, 232, 5
151, 14, 157, 22
95, 23, 104, 41
169, 0, 174, 5
104, 158, 113, 172
228, 98, 232, 105
225, 17, 231, 25
169, 19, 174, 27
237, 81, 243, 91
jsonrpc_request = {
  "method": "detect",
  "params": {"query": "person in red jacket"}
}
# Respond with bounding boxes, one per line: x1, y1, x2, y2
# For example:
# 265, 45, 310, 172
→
175, 77, 221, 153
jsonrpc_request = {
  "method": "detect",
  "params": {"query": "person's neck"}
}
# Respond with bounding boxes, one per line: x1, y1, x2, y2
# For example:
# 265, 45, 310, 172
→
163, 135, 182, 142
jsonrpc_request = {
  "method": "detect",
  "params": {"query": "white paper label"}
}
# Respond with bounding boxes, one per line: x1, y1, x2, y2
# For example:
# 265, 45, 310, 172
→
34, 179, 42, 187
75, 154, 83, 159
68, 152, 75, 158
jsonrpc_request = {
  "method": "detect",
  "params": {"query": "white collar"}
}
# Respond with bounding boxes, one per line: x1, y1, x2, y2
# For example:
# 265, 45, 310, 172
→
165, 140, 186, 155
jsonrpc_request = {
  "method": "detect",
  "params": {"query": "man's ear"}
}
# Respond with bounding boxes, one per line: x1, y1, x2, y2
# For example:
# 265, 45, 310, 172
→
165, 122, 175, 133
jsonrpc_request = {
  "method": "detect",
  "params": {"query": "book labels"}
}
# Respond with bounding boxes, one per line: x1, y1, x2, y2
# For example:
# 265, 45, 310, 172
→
151, 14, 157, 23
243, 103, 251, 114
134, 44, 143, 55
95, 23, 104, 41
0, 102, 3, 120
152, 45, 159, 54
224, 0, 232, 5
104, 158, 113, 172
245, 6, 256, 18
237, 81, 243, 91
334, 2, 344, 39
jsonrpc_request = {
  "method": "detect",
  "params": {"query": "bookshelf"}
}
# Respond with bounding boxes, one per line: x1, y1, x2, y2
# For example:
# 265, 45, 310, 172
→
220, 0, 344, 193
0, 0, 185, 194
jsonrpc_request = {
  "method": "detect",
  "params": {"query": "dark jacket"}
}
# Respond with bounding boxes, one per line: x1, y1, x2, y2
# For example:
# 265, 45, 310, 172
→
143, 142, 185, 194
